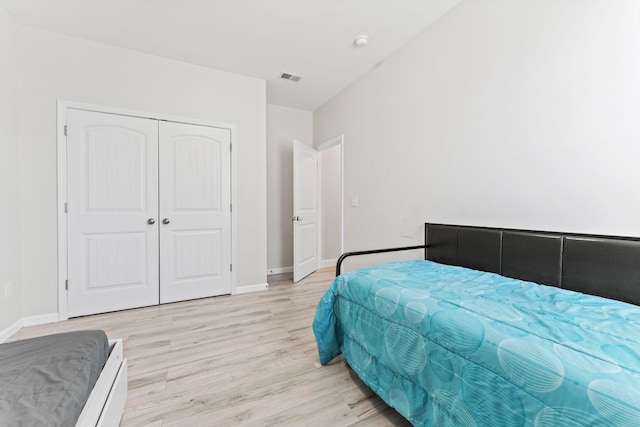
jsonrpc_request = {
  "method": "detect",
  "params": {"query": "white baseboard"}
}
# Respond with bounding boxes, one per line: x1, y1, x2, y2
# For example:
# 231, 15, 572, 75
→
0, 312, 59, 343
24, 313, 60, 327
267, 266, 293, 275
319, 258, 338, 269
267, 261, 337, 275
233, 282, 269, 295
0, 318, 23, 343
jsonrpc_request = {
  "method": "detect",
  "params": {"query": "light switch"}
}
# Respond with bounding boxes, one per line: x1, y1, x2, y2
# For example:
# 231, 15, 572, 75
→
351, 196, 359, 207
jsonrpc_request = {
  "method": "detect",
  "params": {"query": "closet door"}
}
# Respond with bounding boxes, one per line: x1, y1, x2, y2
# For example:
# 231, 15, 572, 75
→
67, 110, 160, 317
159, 121, 232, 303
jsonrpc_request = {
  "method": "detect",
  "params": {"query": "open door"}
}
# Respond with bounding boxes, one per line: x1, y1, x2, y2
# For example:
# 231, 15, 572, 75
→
293, 140, 318, 282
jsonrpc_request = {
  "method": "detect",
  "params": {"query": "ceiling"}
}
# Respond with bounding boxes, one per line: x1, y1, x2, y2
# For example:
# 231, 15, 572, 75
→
1, 0, 461, 111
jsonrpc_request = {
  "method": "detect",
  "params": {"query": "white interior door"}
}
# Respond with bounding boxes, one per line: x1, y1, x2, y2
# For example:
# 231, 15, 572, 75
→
67, 110, 160, 317
159, 121, 232, 303
293, 140, 318, 282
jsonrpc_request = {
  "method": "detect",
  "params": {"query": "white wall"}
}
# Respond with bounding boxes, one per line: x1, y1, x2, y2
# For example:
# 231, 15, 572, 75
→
17, 25, 267, 318
314, 0, 640, 254
266, 104, 313, 272
319, 144, 342, 261
0, 6, 23, 332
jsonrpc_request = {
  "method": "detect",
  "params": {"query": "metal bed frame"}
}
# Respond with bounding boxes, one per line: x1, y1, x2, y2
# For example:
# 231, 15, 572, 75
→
337, 222, 640, 306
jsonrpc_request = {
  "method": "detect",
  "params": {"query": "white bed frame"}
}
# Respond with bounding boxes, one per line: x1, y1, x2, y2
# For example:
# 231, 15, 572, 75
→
76, 339, 128, 427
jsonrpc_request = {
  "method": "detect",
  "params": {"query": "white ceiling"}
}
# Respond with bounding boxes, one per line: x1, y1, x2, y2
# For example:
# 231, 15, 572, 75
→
1, 0, 461, 111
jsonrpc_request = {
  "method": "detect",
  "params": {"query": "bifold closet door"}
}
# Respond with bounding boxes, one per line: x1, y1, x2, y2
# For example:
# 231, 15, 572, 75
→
67, 110, 160, 317
158, 121, 232, 303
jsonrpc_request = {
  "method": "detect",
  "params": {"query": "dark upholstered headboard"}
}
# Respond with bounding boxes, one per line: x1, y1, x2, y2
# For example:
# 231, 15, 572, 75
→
426, 223, 640, 306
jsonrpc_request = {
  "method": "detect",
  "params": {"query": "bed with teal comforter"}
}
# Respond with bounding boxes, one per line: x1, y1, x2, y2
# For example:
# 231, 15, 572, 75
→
313, 260, 640, 426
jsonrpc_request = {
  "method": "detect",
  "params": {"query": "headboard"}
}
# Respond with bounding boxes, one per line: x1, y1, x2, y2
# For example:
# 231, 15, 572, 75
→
426, 223, 640, 306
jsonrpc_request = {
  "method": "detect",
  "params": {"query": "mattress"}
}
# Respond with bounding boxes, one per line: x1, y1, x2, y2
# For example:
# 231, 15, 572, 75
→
0, 330, 110, 427
313, 260, 640, 426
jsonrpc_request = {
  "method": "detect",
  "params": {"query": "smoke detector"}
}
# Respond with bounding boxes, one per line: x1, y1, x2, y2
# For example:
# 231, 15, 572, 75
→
353, 35, 369, 48
280, 72, 303, 83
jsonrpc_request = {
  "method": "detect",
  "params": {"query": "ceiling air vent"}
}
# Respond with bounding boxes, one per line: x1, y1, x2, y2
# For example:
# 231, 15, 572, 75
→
280, 72, 303, 83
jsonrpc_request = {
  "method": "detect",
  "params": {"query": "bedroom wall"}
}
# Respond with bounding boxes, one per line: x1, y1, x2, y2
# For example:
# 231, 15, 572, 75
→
314, 0, 640, 253
266, 104, 313, 272
319, 144, 342, 262
0, 6, 23, 333
17, 25, 267, 318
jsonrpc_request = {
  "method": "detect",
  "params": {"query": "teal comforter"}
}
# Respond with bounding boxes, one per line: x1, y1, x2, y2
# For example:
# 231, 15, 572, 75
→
313, 260, 640, 426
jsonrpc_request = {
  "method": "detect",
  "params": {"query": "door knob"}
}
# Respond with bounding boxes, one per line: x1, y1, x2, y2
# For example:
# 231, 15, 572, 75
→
147, 218, 155, 225
162, 218, 170, 224
291, 216, 303, 222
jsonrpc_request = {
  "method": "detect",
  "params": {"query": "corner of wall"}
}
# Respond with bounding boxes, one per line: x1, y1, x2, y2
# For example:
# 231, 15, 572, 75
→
0, 5, 24, 335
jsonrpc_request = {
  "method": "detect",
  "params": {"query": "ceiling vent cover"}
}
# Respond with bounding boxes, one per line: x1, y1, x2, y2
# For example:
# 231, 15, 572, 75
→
280, 72, 303, 83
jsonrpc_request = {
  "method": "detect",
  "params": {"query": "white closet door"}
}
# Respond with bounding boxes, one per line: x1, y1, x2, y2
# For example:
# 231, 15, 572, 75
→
159, 121, 231, 303
67, 110, 160, 317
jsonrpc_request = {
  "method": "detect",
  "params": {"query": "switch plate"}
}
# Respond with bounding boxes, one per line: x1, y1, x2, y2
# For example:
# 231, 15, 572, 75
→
351, 196, 359, 207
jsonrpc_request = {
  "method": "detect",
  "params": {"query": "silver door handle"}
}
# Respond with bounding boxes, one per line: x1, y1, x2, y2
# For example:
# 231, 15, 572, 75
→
291, 216, 303, 222
162, 218, 170, 224
147, 218, 155, 225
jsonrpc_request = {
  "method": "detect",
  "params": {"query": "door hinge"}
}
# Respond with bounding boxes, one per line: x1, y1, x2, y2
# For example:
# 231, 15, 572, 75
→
65, 279, 68, 290
230, 264, 233, 272
230, 144, 232, 153
230, 203, 232, 212
64, 202, 68, 213
64, 125, 67, 136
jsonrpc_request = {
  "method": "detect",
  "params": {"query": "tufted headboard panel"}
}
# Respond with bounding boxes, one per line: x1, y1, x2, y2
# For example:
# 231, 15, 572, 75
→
425, 223, 640, 306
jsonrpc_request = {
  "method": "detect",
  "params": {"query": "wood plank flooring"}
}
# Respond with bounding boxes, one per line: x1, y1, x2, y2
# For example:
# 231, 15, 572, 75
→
10, 268, 411, 426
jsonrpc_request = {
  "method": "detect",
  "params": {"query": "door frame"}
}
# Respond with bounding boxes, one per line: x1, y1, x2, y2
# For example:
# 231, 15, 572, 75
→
315, 134, 344, 269
56, 100, 237, 320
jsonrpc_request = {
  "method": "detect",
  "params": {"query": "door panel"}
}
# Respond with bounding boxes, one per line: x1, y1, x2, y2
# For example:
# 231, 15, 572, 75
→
174, 230, 221, 278
84, 127, 145, 211
85, 233, 146, 289
293, 140, 318, 282
159, 121, 231, 303
67, 110, 159, 317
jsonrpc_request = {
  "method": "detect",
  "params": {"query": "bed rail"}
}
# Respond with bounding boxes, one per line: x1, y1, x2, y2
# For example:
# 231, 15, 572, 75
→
336, 245, 427, 276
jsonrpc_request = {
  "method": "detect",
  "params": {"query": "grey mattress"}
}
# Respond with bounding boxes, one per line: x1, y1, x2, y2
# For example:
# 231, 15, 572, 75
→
0, 330, 109, 427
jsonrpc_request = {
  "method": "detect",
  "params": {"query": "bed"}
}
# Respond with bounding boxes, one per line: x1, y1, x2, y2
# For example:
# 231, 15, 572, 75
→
313, 223, 640, 426
0, 330, 127, 427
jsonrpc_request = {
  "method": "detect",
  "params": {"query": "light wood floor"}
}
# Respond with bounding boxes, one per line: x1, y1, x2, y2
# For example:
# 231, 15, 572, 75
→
11, 268, 411, 426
